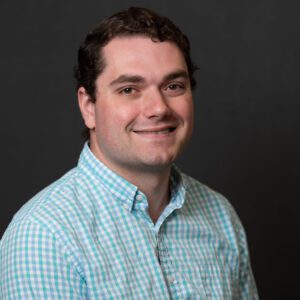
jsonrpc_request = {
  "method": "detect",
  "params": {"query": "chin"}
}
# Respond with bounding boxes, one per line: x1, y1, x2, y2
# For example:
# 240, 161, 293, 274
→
140, 154, 176, 170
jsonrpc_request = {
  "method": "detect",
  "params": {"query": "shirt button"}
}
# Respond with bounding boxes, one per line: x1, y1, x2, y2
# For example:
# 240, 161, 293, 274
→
136, 194, 143, 201
168, 276, 176, 284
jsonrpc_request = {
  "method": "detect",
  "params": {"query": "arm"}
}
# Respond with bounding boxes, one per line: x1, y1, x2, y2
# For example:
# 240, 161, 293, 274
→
0, 220, 87, 300
234, 216, 260, 300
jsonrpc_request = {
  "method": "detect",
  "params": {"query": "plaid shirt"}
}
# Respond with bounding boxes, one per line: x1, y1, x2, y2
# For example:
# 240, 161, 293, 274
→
1, 143, 258, 299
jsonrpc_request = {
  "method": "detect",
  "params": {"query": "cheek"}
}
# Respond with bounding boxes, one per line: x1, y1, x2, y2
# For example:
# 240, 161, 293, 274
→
175, 100, 194, 140
96, 102, 139, 130
173, 98, 194, 123
117, 101, 141, 124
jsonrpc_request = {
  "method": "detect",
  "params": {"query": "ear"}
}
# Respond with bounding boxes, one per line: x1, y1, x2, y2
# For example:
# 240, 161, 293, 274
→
77, 87, 96, 129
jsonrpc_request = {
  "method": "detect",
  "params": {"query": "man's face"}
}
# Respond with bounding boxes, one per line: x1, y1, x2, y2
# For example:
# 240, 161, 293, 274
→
80, 37, 194, 177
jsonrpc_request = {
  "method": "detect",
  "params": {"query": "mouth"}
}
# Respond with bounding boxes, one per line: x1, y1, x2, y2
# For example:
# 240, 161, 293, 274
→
133, 126, 177, 135
133, 127, 176, 134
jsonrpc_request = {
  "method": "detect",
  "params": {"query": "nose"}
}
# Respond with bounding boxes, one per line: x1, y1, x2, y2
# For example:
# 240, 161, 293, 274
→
142, 89, 171, 119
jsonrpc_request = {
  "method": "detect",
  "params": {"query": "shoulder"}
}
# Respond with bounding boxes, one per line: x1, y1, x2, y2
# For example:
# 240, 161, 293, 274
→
1, 166, 88, 253
0, 167, 87, 273
0, 167, 88, 298
182, 173, 233, 213
181, 172, 246, 244
8, 167, 79, 228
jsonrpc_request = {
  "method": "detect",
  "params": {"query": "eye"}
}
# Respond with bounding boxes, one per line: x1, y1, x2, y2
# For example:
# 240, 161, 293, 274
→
119, 87, 136, 95
165, 82, 185, 95
168, 84, 183, 90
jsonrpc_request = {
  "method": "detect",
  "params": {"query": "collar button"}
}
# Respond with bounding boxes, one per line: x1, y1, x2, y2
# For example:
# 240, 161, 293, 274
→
136, 194, 143, 201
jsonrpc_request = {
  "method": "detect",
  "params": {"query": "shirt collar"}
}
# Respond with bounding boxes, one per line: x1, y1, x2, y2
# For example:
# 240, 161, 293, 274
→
78, 142, 187, 212
169, 164, 187, 210
78, 143, 138, 211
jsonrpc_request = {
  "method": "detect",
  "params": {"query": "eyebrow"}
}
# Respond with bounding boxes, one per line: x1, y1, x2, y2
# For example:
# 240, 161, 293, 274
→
109, 75, 146, 87
162, 70, 189, 82
109, 69, 189, 87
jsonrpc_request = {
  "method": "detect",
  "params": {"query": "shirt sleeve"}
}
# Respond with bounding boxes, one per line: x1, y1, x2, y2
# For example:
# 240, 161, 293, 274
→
0, 219, 87, 300
234, 215, 260, 300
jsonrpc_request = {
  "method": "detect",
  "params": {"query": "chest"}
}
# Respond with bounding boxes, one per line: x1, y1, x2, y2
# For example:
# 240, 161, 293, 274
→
77, 208, 238, 299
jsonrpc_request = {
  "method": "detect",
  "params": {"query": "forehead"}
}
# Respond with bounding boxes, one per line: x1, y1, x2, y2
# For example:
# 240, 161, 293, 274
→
100, 37, 187, 79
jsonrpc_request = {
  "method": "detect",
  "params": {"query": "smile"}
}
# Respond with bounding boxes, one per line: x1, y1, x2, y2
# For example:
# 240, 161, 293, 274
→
134, 128, 176, 134
133, 127, 176, 134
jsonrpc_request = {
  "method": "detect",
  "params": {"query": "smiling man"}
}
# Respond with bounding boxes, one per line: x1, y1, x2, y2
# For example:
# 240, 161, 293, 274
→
0, 7, 259, 299
78, 36, 194, 223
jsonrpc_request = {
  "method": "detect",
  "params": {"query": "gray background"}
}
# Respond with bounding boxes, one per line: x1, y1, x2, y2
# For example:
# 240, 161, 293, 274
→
1, 0, 299, 299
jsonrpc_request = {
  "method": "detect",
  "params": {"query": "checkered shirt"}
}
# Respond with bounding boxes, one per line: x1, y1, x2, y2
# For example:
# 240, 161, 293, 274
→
0, 143, 259, 299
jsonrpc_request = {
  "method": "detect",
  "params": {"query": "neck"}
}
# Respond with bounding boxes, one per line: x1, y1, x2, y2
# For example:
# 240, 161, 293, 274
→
131, 169, 171, 223
89, 140, 172, 223
112, 165, 171, 223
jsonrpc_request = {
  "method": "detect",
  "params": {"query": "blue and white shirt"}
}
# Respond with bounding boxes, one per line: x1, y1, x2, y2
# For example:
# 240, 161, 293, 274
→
0, 143, 259, 299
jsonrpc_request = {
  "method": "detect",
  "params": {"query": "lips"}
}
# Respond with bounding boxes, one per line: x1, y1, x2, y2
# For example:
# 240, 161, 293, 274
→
133, 126, 176, 134
133, 128, 176, 134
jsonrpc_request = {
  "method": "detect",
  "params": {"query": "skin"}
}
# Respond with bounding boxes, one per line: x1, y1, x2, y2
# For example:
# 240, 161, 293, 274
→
78, 37, 194, 222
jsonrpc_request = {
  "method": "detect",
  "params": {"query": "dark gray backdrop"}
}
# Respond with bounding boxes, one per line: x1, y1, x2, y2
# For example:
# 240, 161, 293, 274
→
1, 0, 299, 299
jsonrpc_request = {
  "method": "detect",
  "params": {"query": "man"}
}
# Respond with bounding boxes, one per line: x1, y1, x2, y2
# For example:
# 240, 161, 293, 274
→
0, 7, 259, 299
